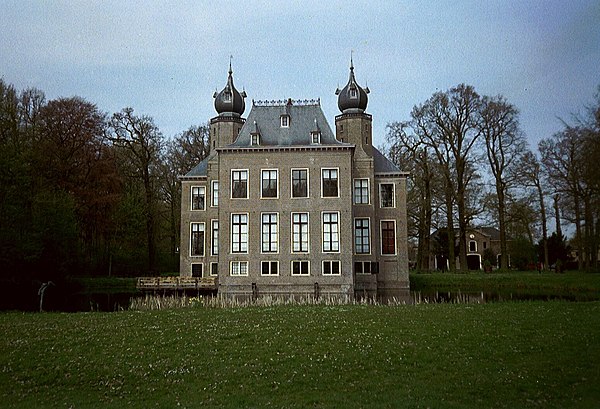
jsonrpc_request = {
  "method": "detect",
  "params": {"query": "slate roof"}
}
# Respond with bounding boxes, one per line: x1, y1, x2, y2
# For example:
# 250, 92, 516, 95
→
182, 99, 406, 178
373, 147, 402, 174
231, 100, 347, 147
183, 152, 212, 178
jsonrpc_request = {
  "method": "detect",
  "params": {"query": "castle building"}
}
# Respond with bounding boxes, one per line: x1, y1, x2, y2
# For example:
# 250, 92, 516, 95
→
179, 61, 409, 300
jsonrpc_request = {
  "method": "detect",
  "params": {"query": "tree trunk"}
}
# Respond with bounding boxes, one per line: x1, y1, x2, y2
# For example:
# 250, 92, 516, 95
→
573, 194, 583, 271
445, 187, 456, 272
537, 183, 549, 270
496, 180, 508, 269
143, 168, 156, 273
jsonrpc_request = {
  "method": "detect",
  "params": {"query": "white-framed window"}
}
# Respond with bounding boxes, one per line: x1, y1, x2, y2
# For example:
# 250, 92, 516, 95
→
231, 213, 248, 254
231, 169, 248, 199
353, 179, 369, 204
224, 91, 232, 102
292, 212, 309, 253
261, 169, 278, 198
311, 131, 321, 144
211, 220, 219, 256
322, 212, 340, 253
354, 218, 370, 254
210, 262, 218, 276
291, 260, 310, 276
350, 88, 358, 98
191, 263, 203, 277
381, 220, 396, 255
291, 168, 308, 198
190, 223, 205, 257
322, 168, 339, 198
230, 261, 248, 276
322, 260, 341, 275
191, 186, 205, 210
261, 213, 279, 253
380, 183, 395, 208
261, 261, 279, 276
281, 115, 290, 128
469, 240, 477, 252
251, 133, 260, 146
211, 180, 219, 207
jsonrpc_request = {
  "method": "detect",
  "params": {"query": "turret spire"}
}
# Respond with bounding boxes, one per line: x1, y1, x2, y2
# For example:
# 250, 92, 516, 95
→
213, 58, 247, 117
335, 56, 370, 113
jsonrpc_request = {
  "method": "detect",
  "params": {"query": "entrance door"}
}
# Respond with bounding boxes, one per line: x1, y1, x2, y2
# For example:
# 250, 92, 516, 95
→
467, 255, 481, 270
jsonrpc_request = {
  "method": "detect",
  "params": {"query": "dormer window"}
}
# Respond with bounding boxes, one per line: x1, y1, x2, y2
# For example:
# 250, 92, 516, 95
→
251, 134, 260, 146
224, 92, 232, 102
280, 115, 290, 128
350, 88, 358, 98
311, 131, 321, 144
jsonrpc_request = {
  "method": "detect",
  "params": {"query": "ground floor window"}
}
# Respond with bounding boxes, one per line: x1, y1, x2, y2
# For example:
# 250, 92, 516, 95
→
210, 262, 218, 276
322, 260, 340, 275
291, 260, 310, 276
261, 261, 279, 276
355, 261, 379, 275
230, 261, 248, 276
191, 263, 203, 277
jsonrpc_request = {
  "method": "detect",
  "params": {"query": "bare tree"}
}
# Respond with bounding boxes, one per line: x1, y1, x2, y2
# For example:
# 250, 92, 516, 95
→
410, 84, 482, 271
386, 122, 439, 271
513, 151, 549, 269
109, 108, 164, 273
479, 95, 526, 269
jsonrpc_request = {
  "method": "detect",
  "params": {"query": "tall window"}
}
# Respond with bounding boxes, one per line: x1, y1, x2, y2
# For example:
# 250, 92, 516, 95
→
281, 115, 289, 128
354, 218, 370, 254
261, 213, 278, 253
261, 169, 278, 198
469, 240, 477, 252
292, 213, 309, 253
191, 186, 205, 210
291, 260, 309, 276
232, 170, 248, 199
353, 179, 369, 204
211, 220, 219, 256
231, 214, 248, 253
381, 220, 396, 255
292, 169, 308, 198
380, 183, 395, 208
322, 168, 338, 197
261, 261, 278, 276
211, 181, 219, 207
190, 223, 205, 256
230, 261, 248, 276
322, 212, 339, 252
322, 260, 340, 275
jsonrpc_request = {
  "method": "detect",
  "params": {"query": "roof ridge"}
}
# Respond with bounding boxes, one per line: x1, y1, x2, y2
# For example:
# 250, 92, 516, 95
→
252, 98, 320, 107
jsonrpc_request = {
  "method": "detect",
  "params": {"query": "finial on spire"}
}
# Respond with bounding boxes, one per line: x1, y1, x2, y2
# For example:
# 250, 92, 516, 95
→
229, 55, 233, 75
350, 50, 354, 70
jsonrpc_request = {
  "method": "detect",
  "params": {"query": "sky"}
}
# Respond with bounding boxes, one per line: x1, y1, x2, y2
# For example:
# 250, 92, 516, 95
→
1, 1, 599, 151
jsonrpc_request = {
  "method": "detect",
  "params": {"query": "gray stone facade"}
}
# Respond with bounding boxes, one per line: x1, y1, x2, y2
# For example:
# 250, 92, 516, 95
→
179, 63, 409, 300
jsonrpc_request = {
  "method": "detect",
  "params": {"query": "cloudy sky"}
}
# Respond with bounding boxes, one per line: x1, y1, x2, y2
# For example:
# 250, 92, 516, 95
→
1, 1, 599, 150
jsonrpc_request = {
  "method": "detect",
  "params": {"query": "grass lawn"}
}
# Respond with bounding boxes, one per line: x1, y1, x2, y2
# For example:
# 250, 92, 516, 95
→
410, 271, 600, 299
1, 302, 599, 408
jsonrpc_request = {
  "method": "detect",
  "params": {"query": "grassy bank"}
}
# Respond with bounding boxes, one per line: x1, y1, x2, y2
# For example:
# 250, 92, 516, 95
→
1, 302, 599, 408
410, 271, 600, 298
